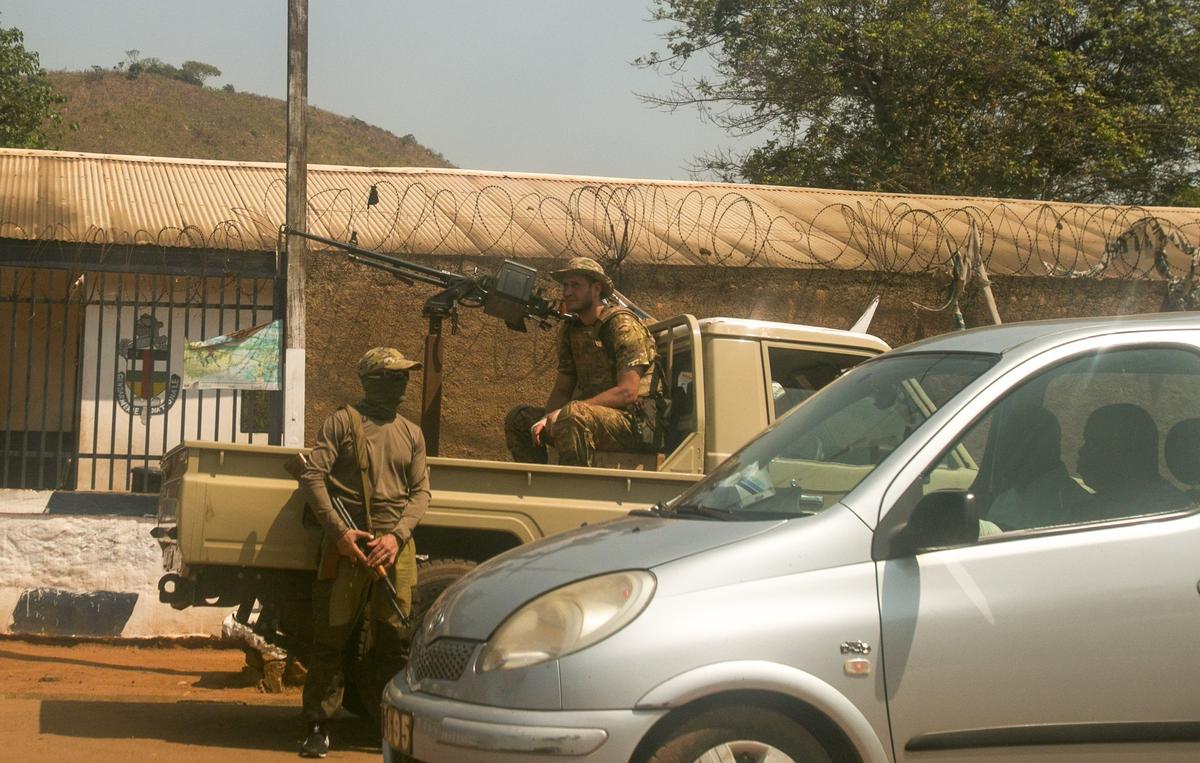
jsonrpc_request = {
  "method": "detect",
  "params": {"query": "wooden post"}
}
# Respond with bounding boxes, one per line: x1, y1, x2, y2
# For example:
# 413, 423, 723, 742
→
970, 220, 1003, 325
283, 0, 308, 447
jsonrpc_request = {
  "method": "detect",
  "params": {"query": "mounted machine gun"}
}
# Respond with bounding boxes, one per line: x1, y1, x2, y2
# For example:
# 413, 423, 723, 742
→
287, 230, 653, 455
286, 228, 571, 454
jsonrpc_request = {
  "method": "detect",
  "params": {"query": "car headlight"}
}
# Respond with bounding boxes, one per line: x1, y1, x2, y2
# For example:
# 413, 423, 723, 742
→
477, 570, 655, 672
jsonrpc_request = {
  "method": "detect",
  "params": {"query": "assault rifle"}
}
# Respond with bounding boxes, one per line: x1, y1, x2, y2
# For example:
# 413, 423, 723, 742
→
329, 492, 412, 629
283, 451, 412, 628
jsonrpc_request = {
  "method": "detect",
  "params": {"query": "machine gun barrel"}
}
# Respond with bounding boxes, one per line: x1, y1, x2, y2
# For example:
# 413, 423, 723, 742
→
286, 228, 466, 289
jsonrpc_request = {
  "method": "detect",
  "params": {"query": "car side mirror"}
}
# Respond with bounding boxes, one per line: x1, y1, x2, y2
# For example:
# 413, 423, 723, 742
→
886, 490, 979, 558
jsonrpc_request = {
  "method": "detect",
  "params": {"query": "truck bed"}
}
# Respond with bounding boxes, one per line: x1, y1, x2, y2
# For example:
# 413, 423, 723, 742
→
157, 440, 701, 573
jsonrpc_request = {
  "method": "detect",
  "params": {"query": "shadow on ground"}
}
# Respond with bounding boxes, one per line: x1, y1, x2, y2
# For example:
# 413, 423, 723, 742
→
0, 646, 258, 689
0, 648, 201, 676
39, 700, 377, 753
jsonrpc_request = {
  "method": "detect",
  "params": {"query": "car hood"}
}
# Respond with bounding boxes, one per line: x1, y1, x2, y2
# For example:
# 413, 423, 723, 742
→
422, 515, 784, 642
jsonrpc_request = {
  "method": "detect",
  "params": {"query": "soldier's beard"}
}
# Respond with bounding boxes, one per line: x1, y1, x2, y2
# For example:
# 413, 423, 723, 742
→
570, 294, 595, 314
357, 377, 408, 420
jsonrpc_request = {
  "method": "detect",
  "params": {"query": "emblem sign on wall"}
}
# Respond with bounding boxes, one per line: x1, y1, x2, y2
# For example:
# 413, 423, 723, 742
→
115, 313, 182, 422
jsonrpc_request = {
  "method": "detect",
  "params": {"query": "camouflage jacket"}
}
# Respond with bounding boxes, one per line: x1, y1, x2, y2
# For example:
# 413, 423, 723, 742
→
557, 305, 657, 405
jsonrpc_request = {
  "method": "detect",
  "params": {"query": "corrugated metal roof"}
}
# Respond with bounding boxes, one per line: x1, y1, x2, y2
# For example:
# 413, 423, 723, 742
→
1, 147, 1197, 278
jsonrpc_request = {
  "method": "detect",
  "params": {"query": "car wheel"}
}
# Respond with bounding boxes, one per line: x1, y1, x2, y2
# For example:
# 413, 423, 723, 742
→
647, 706, 833, 763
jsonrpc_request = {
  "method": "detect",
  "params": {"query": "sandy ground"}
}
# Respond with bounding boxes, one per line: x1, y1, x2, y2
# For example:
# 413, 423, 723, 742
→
0, 637, 380, 762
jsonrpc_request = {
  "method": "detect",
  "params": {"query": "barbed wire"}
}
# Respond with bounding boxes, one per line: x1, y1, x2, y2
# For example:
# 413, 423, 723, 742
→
4, 179, 1198, 288
7, 179, 1200, 385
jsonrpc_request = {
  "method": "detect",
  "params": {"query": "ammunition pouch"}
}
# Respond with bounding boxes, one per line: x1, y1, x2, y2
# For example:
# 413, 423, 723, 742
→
632, 395, 670, 452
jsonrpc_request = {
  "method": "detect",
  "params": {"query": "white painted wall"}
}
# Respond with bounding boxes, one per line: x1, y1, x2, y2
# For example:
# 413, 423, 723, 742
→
0, 513, 232, 637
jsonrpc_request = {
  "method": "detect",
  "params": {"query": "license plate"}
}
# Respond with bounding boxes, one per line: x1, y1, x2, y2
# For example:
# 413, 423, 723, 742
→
382, 705, 413, 755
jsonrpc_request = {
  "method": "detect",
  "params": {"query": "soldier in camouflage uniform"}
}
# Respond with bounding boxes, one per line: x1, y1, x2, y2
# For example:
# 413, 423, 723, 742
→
505, 257, 658, 467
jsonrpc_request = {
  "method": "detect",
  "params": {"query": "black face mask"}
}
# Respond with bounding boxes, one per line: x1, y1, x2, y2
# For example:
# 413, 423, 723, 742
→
357, 375, 409, 420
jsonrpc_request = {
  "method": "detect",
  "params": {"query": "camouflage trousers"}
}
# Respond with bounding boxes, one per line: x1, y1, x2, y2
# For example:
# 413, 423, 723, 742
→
504, 401, 642, 467
302, 539, 417, 722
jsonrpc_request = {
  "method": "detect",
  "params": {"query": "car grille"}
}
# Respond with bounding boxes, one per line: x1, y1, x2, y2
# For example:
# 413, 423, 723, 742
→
409, 636, 480, 682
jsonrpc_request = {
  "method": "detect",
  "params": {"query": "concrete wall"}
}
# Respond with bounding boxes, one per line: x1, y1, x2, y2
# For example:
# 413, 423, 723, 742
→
0, 491, 231, 637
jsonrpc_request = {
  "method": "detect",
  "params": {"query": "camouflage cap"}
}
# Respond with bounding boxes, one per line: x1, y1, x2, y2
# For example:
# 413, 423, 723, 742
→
551, 256, 613, 296
356, 347, 422, 377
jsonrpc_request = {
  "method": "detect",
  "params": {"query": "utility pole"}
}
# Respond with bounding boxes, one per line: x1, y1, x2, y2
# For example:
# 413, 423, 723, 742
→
283, 0, 308, 447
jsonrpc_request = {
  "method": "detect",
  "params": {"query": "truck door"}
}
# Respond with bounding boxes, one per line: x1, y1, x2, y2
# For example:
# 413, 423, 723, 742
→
875, 341, 1200, 760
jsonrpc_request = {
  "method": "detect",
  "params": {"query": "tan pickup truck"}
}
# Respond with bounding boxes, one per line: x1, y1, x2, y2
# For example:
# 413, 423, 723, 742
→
154, 314, 888, 654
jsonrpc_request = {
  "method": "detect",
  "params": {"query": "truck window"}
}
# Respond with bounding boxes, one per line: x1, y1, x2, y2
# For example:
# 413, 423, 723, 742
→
664, 349, 695, 452
766, 347, 871, 419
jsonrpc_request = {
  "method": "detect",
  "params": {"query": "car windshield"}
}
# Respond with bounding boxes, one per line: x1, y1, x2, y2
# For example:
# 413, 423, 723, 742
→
669, 352, 997, 520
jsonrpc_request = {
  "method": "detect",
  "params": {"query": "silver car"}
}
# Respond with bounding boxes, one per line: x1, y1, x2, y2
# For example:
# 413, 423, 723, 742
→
383, 314, 1200, 762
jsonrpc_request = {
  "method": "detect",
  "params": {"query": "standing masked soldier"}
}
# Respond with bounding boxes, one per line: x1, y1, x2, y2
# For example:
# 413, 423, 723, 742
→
505, 256, 658, 466
298, 347, 429, 758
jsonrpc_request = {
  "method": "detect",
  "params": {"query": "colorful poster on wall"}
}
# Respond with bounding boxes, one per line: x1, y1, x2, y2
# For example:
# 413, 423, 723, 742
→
183, 319, 281, 390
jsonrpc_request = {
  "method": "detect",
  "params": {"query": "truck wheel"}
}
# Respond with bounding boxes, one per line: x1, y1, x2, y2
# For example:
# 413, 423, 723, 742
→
411, 557, 476, 628
645, 706, 833, 763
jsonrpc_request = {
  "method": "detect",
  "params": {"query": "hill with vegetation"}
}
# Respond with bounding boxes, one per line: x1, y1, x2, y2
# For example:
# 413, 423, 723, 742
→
45, 70, 452, 168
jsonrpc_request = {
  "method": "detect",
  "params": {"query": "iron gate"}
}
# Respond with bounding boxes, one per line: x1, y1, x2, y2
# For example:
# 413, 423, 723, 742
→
1, 264, 280, 493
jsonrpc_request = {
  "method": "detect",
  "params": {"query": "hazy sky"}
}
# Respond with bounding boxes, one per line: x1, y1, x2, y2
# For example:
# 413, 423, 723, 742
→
1, 1, 749, 180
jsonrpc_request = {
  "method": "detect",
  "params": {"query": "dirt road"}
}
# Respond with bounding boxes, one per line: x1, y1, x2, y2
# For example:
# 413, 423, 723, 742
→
0, 637, 380, 762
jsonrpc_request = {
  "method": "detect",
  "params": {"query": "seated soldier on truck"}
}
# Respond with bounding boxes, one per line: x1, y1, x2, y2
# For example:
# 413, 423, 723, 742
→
505, 256, 658, 467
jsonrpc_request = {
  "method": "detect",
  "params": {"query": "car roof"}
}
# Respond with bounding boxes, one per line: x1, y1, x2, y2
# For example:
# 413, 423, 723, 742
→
891, 312, 1200, 356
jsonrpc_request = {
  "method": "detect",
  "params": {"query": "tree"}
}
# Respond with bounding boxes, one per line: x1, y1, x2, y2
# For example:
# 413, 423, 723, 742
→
642, 0, 1200, 205
116, 50, 222, 87
179, 60, 222, 87
0, 16, 63, 148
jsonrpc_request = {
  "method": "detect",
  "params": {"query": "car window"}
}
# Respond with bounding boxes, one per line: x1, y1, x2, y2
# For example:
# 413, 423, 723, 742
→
670, 352, 996, 519
898, 346, 1200, 543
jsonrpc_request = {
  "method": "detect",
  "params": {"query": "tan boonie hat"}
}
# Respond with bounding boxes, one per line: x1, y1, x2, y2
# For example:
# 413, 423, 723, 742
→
551, 256, 613, 296
356, 347, 422, 377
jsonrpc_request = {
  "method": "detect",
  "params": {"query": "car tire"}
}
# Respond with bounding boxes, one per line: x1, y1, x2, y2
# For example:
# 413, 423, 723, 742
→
646, 706, 833, 763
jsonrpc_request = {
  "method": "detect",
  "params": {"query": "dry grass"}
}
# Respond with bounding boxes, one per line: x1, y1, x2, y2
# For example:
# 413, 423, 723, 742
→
46, 70, 453, 168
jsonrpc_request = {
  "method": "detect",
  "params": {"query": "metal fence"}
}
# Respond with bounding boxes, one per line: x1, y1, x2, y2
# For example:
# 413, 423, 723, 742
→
0, 264, 279, 493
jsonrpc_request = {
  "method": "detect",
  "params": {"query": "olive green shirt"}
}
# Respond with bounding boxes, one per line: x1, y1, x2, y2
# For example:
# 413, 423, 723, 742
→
300, 407, 430, 543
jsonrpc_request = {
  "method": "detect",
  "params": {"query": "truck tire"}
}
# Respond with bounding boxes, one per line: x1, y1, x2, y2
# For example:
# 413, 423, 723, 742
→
412, 557, 477, 626
644, 706, 833, 763
340, 558, 477, 724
